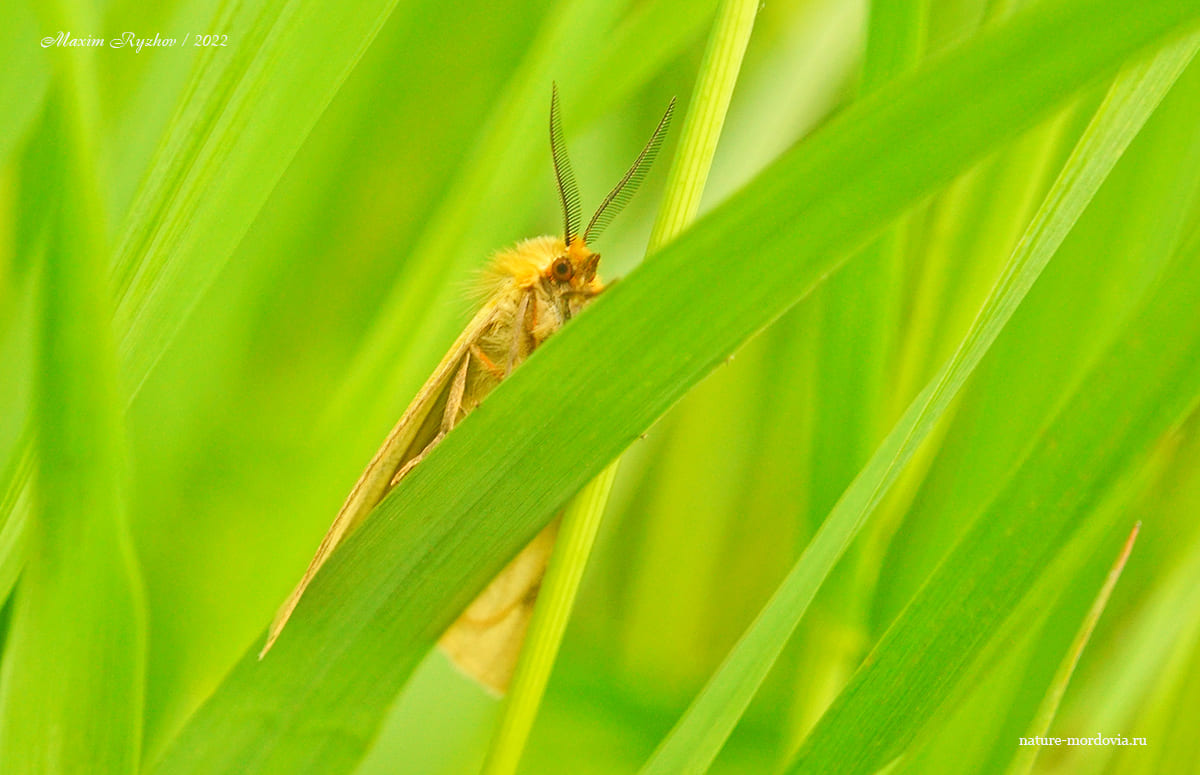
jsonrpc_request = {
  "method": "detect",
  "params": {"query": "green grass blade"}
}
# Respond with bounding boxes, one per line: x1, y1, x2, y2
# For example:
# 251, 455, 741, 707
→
1096, 515, 1200, 774
0, 1, 48, 167
1006, 523, 1140, 775
859, 0, 927, 95
645, 0, 759, 250
1020, 424, 1200, 775
0, 431, 31, 613
110, 0, 416, 399
150, 3, 1200, 773
885, 465, 1154, 775
789, 0, 926, 746
639, 29, 1200, 775
0, 0, 53, 600
480, 463, 619, 775
0, 15, 146, 772
0, 278, 36, 610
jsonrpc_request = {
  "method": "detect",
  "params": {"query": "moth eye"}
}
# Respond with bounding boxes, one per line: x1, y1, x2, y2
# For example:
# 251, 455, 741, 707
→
552, 257, 574, 281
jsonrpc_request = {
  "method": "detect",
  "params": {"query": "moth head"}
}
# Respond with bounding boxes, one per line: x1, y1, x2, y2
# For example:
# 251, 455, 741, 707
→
549, 82, 675, 272
545, 238, 600, 290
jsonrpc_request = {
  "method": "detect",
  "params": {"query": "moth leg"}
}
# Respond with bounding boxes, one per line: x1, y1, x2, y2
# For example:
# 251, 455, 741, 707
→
471, 344, 505, 380
441, 351, 470, 432
389, 353, 470, 488
506, 291, 532, 376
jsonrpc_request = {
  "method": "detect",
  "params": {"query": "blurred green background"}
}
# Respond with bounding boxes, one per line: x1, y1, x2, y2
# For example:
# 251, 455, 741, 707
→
3, 0, 1200, 773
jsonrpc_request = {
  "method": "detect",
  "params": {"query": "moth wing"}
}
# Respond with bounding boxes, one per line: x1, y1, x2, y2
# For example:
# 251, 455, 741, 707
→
260, 300, 504, 657
439, 518, 561, 694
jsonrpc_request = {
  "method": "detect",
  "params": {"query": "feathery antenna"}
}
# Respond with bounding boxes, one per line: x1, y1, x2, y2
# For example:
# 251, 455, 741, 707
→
550, 83, 582, 244
583, 98, 676, 244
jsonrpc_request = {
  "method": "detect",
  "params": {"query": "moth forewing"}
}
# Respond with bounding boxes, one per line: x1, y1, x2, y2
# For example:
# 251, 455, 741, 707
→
260, 299, 505, 658
439, 517, 561, 694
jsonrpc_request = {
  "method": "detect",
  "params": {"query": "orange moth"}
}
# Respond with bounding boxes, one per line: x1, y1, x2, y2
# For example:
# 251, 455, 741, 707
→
260, 85, 674, 693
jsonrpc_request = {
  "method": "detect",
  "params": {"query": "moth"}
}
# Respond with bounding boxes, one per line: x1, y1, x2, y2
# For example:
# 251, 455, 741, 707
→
260, 86, 674, 693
